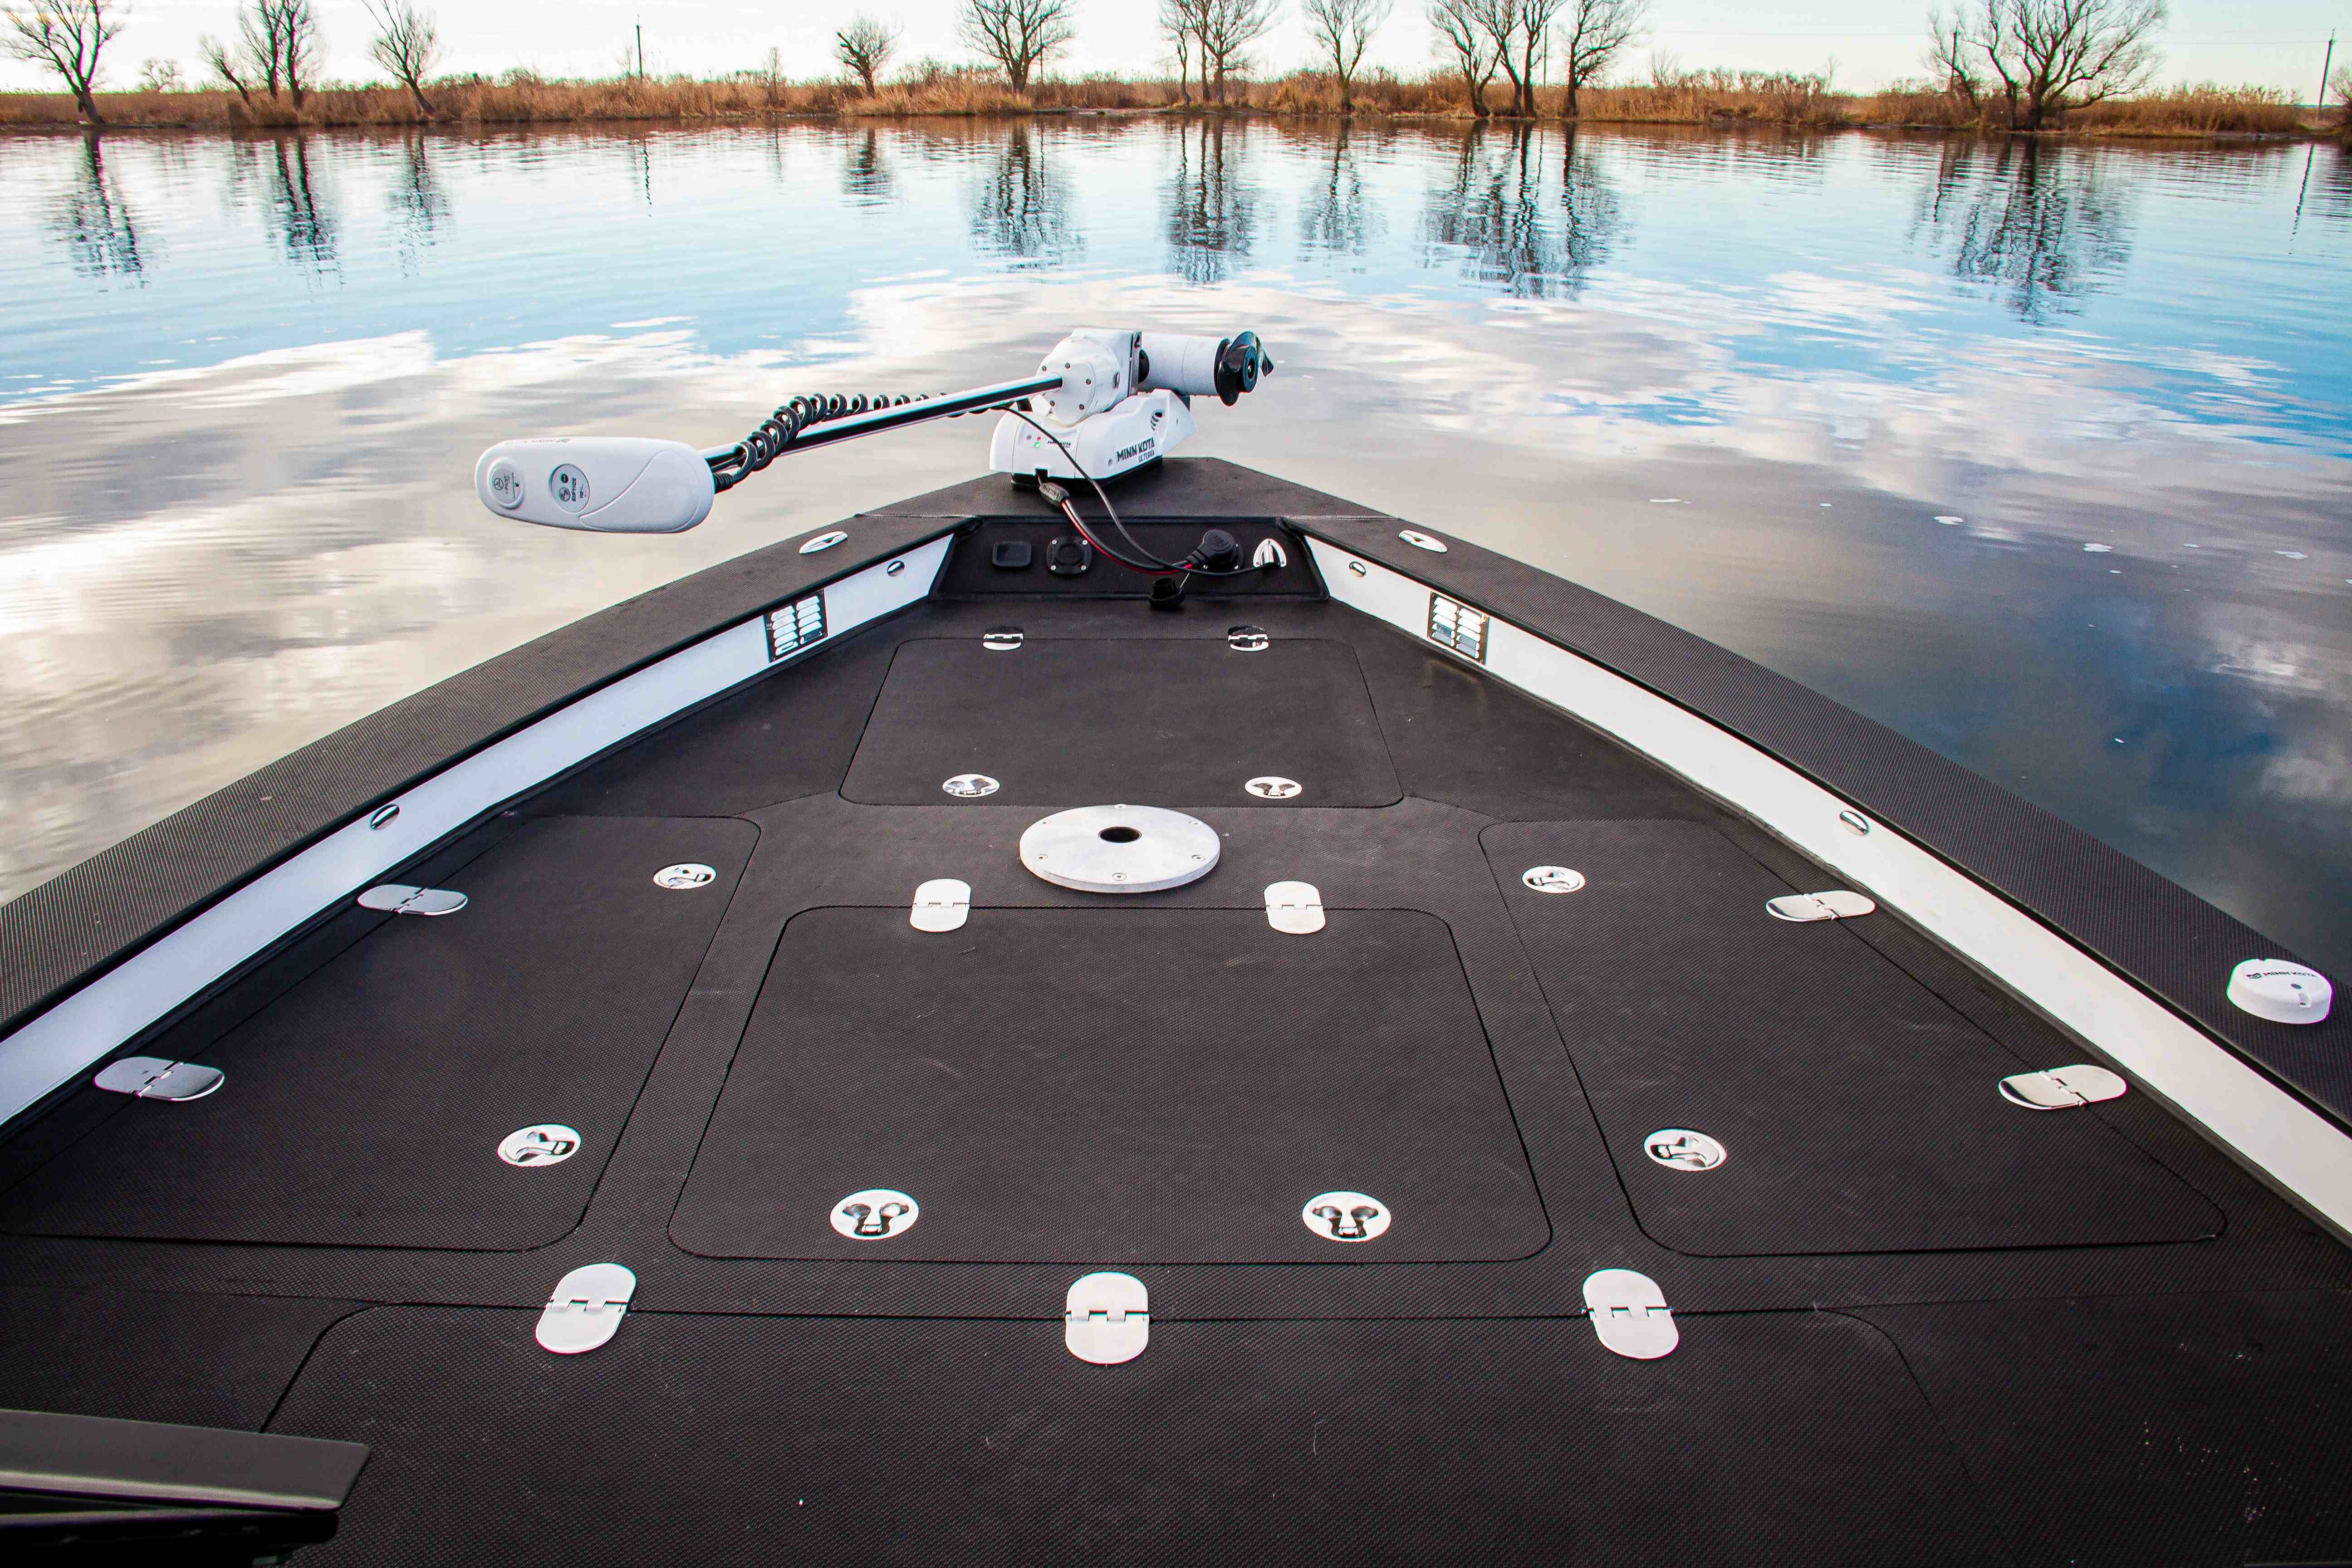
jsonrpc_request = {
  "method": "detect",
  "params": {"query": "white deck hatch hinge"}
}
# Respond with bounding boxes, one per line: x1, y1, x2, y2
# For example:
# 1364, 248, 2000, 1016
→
537, 1263, 637, 1355
1765, 890, 1877, 923
1999, 1064, 2129, 1110
1065, 1272, 1149, 1365
357, 884, 468, 916
1583, 1268, 1677, 1360
911, 878, 972, 933
93, 1056, 224, 1102
1264, 881, 1326, 935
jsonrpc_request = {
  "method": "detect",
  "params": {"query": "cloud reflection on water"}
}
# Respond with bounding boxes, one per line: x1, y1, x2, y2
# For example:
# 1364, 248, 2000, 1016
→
0, 121, 2346, 976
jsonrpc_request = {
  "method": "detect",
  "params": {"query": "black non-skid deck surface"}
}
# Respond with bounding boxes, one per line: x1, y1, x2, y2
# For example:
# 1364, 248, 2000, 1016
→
271, 1307, 2005, 1567
841, 636, 1401, 807
0, 816, 753, 1250
672, 907, 1543, 1263
1485, 818, 2223, 1255
3, 593, 2350, 1564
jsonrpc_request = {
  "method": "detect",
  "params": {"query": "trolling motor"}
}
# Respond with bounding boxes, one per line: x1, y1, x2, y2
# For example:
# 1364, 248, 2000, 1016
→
471, 328, 1273, 535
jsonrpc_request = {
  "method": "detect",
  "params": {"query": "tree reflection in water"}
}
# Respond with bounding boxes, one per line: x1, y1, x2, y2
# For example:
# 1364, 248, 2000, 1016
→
50, 135, 147, 281
842, 129, 894, 208
1420, 123, 1622, 297
1163, 118, 1259, 284
969, 124, 1082, 267
387, 134, 450, 273
1296, 122, 1382, 261
232, 135, 341, 277
1913, 138, 2132, 323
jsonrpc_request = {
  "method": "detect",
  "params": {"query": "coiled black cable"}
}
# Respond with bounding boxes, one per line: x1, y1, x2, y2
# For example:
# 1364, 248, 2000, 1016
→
710, 390, 954, 493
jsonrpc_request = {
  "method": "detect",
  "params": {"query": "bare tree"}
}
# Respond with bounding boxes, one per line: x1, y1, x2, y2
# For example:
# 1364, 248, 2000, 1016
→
1159, 0, 1209, 104
1303, 0, 1392, 112
3, 0, 122, 122
835, 13, 899, 94
280, 0, 323, 109
1462, 0, 1529, 115
364, 0, 441, 116
1930, 0, 2165, 131
1557, 0, 1644, 117
136, 57, 184, 91
960, 0, 1072, 93
1200, 0, 1280, 104
1923, 10, 1982, 107
1428, 0, 1497, 117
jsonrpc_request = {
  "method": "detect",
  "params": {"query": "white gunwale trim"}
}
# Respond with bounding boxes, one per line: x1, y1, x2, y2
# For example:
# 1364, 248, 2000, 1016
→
1308, 537, 2352, 1237
0, 537, 951, 1124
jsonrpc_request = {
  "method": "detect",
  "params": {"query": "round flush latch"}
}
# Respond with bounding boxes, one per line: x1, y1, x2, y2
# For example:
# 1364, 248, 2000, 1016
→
653, 863, 715, 890
1303, 1191, 1391, 1242
798, 530, 848, 554
831, 1188, 919, 1239
1244, 776, 1302, 800
1398, 529, 1447, 553
943, 773, 1000, 799
1022, 805, 1220, 893
499, 1124, 582, 1167
1522, 866, 1585, 894
2228, 959, 2332, 1025
1644, 1129, 1726, 1171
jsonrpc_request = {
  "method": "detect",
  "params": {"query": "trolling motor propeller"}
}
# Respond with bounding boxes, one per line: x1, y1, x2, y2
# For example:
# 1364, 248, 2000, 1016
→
471, 328, 1274, 534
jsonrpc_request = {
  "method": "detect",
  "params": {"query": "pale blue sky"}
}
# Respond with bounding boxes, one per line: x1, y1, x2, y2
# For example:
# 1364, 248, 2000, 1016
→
10, 0, 2347, 97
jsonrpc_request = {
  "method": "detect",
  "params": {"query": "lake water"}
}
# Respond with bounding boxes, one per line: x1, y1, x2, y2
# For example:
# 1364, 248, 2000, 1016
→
2, 119, 2348, 975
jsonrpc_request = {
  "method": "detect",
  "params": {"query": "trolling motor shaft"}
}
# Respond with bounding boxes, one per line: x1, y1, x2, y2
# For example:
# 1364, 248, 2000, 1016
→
472, 328, 1272, 534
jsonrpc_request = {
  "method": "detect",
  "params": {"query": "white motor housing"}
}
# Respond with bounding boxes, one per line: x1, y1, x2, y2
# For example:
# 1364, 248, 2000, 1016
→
475, 436, 715, 533
989, 389, 1196, 483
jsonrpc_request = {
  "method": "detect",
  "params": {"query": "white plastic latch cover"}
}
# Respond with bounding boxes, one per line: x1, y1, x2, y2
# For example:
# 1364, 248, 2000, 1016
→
536, 1263, 637, 1355
1583, 1268, 1677, 1360
911, 878, 972, 933
1065, 1272, 1148, 1365
93, 1057, 225, 1101
1265, 881, 1325, 935
357, 884, 469, 916
2227, 960, 2332, 1025
1765, 890, 1877, 923
1999, 1064, 2129, 1110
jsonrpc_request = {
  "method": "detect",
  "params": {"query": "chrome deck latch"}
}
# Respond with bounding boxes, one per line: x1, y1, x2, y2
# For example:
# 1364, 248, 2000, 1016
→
1765, 890, 1877, 923
356, 884, 468, 916
1583, 1269, 1678, 1360
911, 878, 972, 933
1999, 1064, 2128, 1110
1264, 881, 1325, 935
1065, 1272, 1148, 1365
536, 1263, 636, 1355
93, 1056, 224, 1102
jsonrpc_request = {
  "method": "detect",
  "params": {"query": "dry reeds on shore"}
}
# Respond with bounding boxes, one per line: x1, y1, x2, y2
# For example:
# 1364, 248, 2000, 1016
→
0, 66, 2332, 139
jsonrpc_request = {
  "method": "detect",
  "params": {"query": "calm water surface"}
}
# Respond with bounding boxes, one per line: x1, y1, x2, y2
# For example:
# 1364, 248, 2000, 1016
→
3, 120, 2348, 973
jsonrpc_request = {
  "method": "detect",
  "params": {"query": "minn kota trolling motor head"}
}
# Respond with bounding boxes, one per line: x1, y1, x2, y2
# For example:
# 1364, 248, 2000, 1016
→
470, 327, 1274, 536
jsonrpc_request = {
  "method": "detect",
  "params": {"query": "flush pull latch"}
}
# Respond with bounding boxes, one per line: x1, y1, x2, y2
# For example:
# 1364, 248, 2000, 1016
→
1264, 881, 1326, 935
1765, 890, 1877, 923
911, 878, 972, 933
93, 1056, 224, 1102
1065, 1272, 1149, 1365
357, 884, 469, 916
536, 1263, 637, 1355
1999, 1064, 2128, 1110
1583, 1268, 1677, 1360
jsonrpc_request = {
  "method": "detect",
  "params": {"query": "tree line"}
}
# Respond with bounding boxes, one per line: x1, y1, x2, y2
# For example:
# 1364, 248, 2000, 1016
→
1, 0, 2249, 136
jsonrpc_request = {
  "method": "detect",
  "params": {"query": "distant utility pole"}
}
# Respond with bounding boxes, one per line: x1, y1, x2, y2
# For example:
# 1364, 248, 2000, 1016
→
636, 18, 646, 79
2320, 31, 2336, 110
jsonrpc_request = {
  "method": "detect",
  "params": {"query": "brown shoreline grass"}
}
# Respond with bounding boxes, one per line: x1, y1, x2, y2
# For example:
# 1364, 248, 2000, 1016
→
0, 70, 2328, 139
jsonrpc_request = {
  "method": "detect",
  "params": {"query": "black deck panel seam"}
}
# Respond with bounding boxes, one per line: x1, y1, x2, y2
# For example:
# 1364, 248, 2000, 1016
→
259, 1302, 381, 1434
